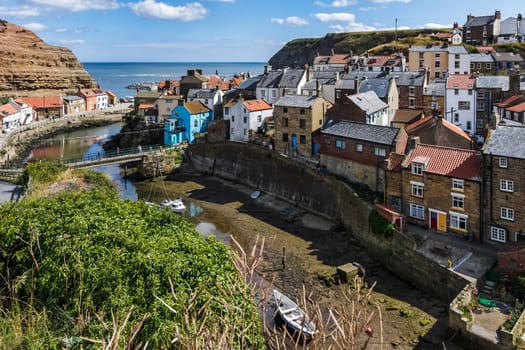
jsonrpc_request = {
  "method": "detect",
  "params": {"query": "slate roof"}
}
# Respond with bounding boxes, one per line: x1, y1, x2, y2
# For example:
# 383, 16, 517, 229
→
469, 53, 495, 63
63, 95, 83, 102
303, 78, 335, 90
322, 120, 399, 145
335, 78, 356, 89
389, 72, 425, 86
483, 125, 525, 158
344, 71, 387, 80
463, 15, 495, 27
358, 78, 390, 99
274, 95, 320, 108
492, 52, 524, 62
238, 76, 261, 90
348, 91, 388, 114
256, 70, 284, 89
409, 45, 449, 52
499, 17, 525, 35
243, 99, 272, 112
279, 68, 305, 88
187, 88, 218, 99
476, 76, 509, 90
424, 82, 446, 96
402, 144, 482, 180
447, 46, 469, 55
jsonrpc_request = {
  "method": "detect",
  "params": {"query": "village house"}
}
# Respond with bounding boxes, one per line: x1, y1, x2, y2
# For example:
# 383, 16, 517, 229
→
495, 95, 525, 124
463, 10, 502, 46
319, 120, 400, 193
391, 109, 424, 129
385, 142, 482, 239
63, 95, 86, 115
390, 71, 426, 110
19, 96, 64, 119
469, 53, 496, 75
491, 51, 525, 73
187, 88, 224, 120
326, 90, 389, 126
334, 71, 385, 104
77, 88, 107, 111
179, 69, 208, 97
350, 53, 406, 73
279, 67, 308, 97
423, 79, 446, 116
273, 95, 330, 156
255, 66, 284, 105
223, 98, 273, 142
236, 76, 262, 100
497, 15, 525, 43
302, 69, 340, 103
358, 77, 399, 125
482, 125, 525, 244
313, 52, 350, 71
475, 75, 510, 133
164, 100, 212, 146
445, 74, 476, 134
157, 80, 180, 95
0, 99, 33, 131
133, 91, 163, 112
408, 45, 470, 80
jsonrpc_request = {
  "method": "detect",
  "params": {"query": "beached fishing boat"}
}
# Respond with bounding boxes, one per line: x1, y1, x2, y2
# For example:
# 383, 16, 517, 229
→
273, 289, 317, 338
161, 198, 186, 213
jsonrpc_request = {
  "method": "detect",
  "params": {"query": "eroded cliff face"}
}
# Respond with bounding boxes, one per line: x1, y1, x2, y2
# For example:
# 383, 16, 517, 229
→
0, 20, 97, 97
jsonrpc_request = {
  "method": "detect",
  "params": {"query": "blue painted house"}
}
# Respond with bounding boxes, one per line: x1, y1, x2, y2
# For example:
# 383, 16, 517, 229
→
164, 100, 213, 146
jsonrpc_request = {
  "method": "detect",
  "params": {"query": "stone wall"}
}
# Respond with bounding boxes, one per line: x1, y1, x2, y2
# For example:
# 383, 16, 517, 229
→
498, 243, 525, 277
187, 142, 469, 303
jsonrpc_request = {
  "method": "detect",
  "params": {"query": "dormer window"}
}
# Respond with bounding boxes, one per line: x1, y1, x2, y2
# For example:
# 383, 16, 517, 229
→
411, 162, 424, 175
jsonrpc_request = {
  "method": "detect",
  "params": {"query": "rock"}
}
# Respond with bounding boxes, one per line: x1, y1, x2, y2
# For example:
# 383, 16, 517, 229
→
0, 20, 97, 97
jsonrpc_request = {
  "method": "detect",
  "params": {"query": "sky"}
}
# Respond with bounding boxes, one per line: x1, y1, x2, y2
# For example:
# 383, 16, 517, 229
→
1, 0, 523, 62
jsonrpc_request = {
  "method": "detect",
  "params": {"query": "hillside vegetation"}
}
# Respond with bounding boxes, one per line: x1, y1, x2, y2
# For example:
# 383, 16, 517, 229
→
0, 162, 264, 349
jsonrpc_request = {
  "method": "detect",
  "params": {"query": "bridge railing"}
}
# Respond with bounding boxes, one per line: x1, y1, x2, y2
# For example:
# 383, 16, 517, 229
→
59, 144, 166, 165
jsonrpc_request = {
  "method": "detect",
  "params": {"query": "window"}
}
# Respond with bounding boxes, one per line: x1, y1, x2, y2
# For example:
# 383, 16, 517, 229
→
450, 212, 467, 231
452, 179, 464, 191
477, 100, 485, 111
466, 121, 472, 130
458, 101, 470, 110
491, 226, 506, 242
454, 89, 459, 95
486, 63, 492, 70
477, 63, 482, 70
225, 107, 230, 115
300, 108, 305, 115
435, 61, 440, 68
410, 204, 425, 219
455, 61, 460, 69
454, 113, 459, 122
470, 63, 475, 70
455, 54, 460, 59
324, 136, 331, 145
500, 179, 514, 192
260, 90, 266, 97
451, 194, 465, 209
409, 98, 415, 108
243, 128, 247, 135
299, 119, 306, 128
375, 147, 386, 157
231, 127, 234, 134
205, 99, 209, 105
435, 53, 441, 60
243, 116, 247, 123
335, 139, 346, 149
336, 90, 341, 99
272, 90, 277, 98
282, 133, 288, 142
499, 157, 507, 168
411, 182, 424, 197
411, 162, 424, 175
501, 207, 515, 221
299, 135, 306, 144
257, 115, 261, 123
355, 143, 363, 152
283, 117, 288, 127
194, 119, 198, 127
409, 86, 415, 95
231, 116, 235, 122
283, 107, 288, 113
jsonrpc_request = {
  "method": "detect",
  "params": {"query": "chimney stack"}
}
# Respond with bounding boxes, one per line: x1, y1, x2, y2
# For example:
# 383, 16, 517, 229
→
495, 10, 501, 20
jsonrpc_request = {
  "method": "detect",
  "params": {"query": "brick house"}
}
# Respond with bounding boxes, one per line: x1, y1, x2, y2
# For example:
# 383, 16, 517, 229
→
405, 115, 475, 150
389, 71, 426, 110
462, 10, 501, 46
319, 120, 400, 193
423, 79, 446, 117
326, 90, 388, 126
475, 76, 510, 133
385, 143, 482, 239
495, 95, 525, 124
482, 125, 525, 244
273, 95, 330, 156
469, 53, 496, 75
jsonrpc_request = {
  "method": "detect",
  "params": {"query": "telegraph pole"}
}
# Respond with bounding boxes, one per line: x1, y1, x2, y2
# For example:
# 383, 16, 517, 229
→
395, 18, 398, 41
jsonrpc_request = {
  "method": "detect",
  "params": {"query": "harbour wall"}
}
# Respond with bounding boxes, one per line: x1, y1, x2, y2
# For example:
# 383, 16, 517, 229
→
187, 142, 469, 303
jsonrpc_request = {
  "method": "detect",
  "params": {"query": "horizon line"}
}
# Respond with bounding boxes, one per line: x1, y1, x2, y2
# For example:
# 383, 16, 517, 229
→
81, 61, 268, 64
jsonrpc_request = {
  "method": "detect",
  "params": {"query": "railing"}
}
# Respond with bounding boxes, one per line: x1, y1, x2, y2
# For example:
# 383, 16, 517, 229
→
61, 144, 166, 167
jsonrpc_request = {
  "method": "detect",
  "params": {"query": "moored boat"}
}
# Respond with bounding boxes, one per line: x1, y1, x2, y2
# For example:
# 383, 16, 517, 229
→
273, 289, 317, 338
161, 198, 186, 213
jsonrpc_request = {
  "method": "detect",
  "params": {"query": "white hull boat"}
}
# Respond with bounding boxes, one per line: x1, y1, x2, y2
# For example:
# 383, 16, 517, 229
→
273, 289, 316, 339
161, 198, 186, 213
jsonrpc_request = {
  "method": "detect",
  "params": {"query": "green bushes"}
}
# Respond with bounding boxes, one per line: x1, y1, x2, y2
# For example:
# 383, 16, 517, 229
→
368, 209, 395, 238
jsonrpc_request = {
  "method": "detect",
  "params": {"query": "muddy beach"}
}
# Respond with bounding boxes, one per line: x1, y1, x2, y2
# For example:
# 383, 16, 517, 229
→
133, 168, 462, 350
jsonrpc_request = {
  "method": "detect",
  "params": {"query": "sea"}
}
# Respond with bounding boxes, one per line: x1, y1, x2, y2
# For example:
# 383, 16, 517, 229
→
82, 62, 267, 100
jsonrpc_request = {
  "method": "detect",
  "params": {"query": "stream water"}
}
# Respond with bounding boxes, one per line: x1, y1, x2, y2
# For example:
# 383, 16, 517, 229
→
30, 123, 230, 242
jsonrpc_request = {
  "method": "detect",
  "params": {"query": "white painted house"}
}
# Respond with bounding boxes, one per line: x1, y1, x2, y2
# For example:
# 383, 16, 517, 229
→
445, 74, 476, 133
0, 99, 33, 131
447, 46, 471, 75
224, 98, 273, 142
187, 88, 224, 118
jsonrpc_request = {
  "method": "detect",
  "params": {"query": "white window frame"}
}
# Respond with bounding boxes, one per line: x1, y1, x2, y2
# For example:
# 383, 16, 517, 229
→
500, 179, 514, 192
451, 193, 465, 209
335, 139, 346, 149
411, 181, 424, 198
411, 162, 424, 175
491, 226, 506, 243
355, 143, 363, 152
452, 179, 464, 191
410, 204, 425, 219
449, 211, 468, 231
374, 147, 386, 157
501, 207, 515, 221
499, 157, 507, 168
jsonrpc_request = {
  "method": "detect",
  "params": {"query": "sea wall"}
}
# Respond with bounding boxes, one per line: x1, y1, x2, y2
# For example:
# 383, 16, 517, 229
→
187, 142, 469, 303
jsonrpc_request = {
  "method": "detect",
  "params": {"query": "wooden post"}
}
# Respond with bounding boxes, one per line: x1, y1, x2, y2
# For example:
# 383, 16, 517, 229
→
282, 247, 286, 270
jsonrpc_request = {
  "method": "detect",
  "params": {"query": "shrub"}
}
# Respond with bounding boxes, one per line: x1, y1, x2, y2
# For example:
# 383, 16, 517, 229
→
368, 209, 394, 238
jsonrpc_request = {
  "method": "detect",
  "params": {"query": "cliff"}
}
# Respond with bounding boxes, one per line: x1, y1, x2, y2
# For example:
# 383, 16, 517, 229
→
268, 29, 442, 69
0, 19, 97, 97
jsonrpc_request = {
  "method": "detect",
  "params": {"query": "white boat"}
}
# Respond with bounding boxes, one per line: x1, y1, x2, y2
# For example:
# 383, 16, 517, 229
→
161, 198, 186, 213
273, 289, 317, 339
250, 190, 261, 199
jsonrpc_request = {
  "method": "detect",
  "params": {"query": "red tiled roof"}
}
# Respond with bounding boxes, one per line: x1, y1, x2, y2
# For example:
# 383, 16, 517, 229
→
441, 119, 472, 141
476, 46, 495, 54
243, 99, 272, 112
366, 55, 401, 67
0, 103, 18, 115
314, 54, 349, 65
405, 115, 471, 142
497, 95, 525, 108
138, 103, 154, 109
447, 74, 475, 90
402, 144, 481, 180
405, 115, 433, 133
19, 96, 62, 108
507, 101, 525, 113
436, 33, 453, 39
386, 152, 405, 171
78, 88, 106, 98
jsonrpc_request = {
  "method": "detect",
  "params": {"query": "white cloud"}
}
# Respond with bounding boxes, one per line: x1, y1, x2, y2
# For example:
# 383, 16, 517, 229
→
129, 0, 207, 21
59, 39, 85, 45
314, 12, 356, 22
0, 5, 40, 18
423, 23, 450, 29
21, 22, 47, 31
329, 22, 376, 32
271, 16, 309, 26
314, 0, 356, 7
26, 0, 120, 11
369, 0, 411, 3
56, 28, 67, 32
358, 6, 377, 11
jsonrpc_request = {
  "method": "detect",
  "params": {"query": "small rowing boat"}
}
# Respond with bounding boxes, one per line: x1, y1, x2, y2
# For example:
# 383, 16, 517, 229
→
273, 289, 316, 338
